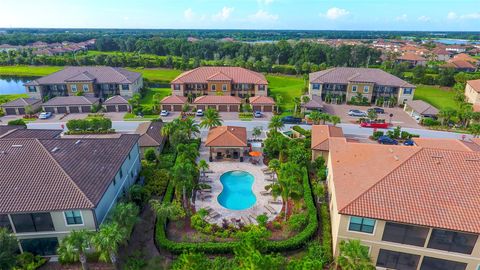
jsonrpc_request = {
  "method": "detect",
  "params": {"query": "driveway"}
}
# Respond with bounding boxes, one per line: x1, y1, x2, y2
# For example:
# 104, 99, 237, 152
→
323, 104, 422, 129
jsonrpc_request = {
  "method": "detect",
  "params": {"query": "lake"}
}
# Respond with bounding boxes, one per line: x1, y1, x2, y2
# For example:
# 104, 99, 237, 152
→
0, 76, 36, 95
426, 38, 480, 45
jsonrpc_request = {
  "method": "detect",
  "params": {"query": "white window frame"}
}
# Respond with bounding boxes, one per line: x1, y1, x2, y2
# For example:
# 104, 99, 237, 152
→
71, 85, 77, 92
347, 216, 377, 235
82, 84, 89, 92
352, 85, 357, 92
63, 210, 84, 227
364, 86, 369, 93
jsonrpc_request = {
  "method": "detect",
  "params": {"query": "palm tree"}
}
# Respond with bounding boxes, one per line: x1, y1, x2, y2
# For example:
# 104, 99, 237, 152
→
269, 115, 284, 132
469, 124, 480, 138
301, 95, 310, 104
58, 230, 93, 270
152, 93, 163, 112
275, 95, 283, 114
108, 202, 139, 236
252, 126, 262, 140
92, 223, 126, 270
181, 103, 190, 113
330, 115, 341, 126
176, 143, 200, 162
336, 240, 375, 270
308, 111, 322, 125
199, 108, 222, 129
319, 113, 331, 124
438, 108, 456, 126
198, 159, 209, 176
268, 162, 303, 220
268, 159, 281, 180
172, 158, 197, 208
181, 117, 200, 139
150, 199, 186, 224
293, 96, 301, 115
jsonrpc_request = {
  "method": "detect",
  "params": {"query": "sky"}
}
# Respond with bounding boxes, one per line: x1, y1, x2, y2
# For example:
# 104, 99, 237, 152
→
1, 0, 480, 31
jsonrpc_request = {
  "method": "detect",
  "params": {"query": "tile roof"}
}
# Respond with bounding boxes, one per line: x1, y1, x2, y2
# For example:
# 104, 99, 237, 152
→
205, 126, 247, 147
249, 96, 275, 105
444, 60, 476, 70
329, 138, 480, 234
0, 134, 139, 214
405, 100, 439, 115
467, 79, 480, 93
397, 52, 427, 62
172, 67, 267, 85
135, 120, 165, 147
161, 95, 188, 104
311, 125, 344, 151
103, 95, 129, 105
25, 66, 141, 86
193, 95, 241, 104
43, 96, 99, 106
303, 95, 324, 109
0, 125, 25, 137
452, 53, 479, 64
0, 129, 62, 139
1, 98, 41, 107
412, 138, 474, 152
309, 67, 414, 88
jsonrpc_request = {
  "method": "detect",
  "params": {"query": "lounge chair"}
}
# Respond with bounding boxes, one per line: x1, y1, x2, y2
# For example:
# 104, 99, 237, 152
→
264, 171, 273, 175
265, 177, 275, 182
208, 210, 221, 219
199, 193, 212, 200
204, 170, 214, 174
264, 205, 277, 214
261, 168, 271, 172
198, 189, 212, 193
241, 216, 251, 225
202, 206, 213, 213
249, 214, 257, 223
260, 190, 271, 196
269, 199, 283, 205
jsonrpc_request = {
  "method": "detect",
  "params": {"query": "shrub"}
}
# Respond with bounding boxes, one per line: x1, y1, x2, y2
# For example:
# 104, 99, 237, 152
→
144, 148, 157, 163
8, 119, 26, 127
14, 252, 47, 270
421, 118, 440, 126
65, 117, 113, 134
372, 131, 384, 140
287, 213, 308, 232
128, 184, 149, 206
321, 204, 333, 263
292, 125, 311, 138
256, 214, 268, 227
144, 169, 170, 197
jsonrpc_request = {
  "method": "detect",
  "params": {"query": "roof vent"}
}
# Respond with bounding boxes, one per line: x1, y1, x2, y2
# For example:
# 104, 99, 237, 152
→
431, 155, 443, 159
51, 147, 60, 153
75, 140, 82, 145
393, 155, 399, 161
0, 150, 6, 154
388, 148, 394, 153
11, 144, 23, 148
465, 158, 480, 162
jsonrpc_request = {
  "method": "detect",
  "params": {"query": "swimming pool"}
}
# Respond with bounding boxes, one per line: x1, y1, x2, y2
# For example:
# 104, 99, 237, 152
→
217, 170, 256, 210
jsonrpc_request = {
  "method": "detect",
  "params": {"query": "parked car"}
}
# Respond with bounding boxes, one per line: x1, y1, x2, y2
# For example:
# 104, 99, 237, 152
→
160, 110, 169, 117
281, 116, 302, 124
360, 119, 389, 129
368, 107, 385, 114
348, 109, 367, 117
254, 111, 262, 118
403, 139, 415, 146
196, 109, 204, 116
38, 112, 52, 119
378, 135, 398, 145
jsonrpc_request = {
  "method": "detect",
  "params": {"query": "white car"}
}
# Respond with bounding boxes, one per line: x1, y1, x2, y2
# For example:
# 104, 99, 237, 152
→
38, 112, 52, 119
196, 109, 204, 116
160, 110, 169, 116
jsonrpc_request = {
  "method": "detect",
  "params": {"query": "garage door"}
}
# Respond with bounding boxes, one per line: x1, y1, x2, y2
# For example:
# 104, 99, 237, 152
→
57, 107, 67, 113
81, 106, 91, 113
44, 107, 55, 113
106, 105, 117, 112
162, 105, 172, 111
252, 105, 262, 111
218, 105, 228, 112
18, 108, 26, 115
118, 105, 128, 112
4, 108, 17, 115
263, 106, 273, 112
230, 105, 239, 112
69, 106, 80, 113
173, 105, 182, 111
196, 105, 205, 110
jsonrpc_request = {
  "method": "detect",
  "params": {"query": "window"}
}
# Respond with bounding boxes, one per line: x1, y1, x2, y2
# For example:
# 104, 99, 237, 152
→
403, 88, 413, 95
312, 84, 320, 90
348, 216, 375, 234
28, 86, 36, 92
122, 84, 129, 90
222, 84, 227, 91
363, 86, 369, 93
71, 85, 77, 92
64, 211, 83, 225
174, 84, 181, 91
382, 222, 429, 247
130, 171, 134, 178
82, 84, 89, 92
128, 152, 131, 160
0, 214, 11, 231
113, 175, 117, 185
376, 249, 420, 270
119, 169, 123, 179
259, 85, 265, 91
211, 84, 216, 91
352, 85, 357, 92
20, 238, 58, 256
11, 213, 54, 233
420, 257, 467, 270
427, 229, 478, 254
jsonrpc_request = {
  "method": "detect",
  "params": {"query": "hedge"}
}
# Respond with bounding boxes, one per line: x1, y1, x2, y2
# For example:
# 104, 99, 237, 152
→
155, 167, 318, 254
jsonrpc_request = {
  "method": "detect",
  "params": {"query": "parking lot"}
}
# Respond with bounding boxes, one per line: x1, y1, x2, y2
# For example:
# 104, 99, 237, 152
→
0, 112, 127, 124
160, 111, 273, 122
322, 104, 422, 129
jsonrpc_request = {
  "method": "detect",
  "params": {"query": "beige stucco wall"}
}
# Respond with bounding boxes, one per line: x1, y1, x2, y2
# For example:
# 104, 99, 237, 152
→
465, 83, 480, 105
397, 87, 415, 105
254, 84, 268, 96
309, 83, 323, 98
311, 149, 328, 162
346, 82, 374, 102
207, 81, 232, 96
67, 82, 94, 95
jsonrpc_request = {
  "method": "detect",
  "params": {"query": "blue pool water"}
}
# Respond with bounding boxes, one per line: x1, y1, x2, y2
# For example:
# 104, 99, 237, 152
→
217, 171, 256, 210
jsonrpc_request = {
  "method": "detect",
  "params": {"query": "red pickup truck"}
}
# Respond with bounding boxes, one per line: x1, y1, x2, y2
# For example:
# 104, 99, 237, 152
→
360, 119, 389, 129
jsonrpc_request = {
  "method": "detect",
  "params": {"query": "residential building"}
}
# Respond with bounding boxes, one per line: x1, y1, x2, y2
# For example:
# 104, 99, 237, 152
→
160, 95, 188, 112
205, 126, 247, 162
25, 66, 143, 100
42, 96, 100, 114
326, 137, 480, 270
442, 60, 477, 72
465, 80, 480, 107
431, 48, 452, 61
452, 53, 479, 65
249, 96, 275, 112
404, 100, 439, 122
309, 67, 415, 105
310, 125, 344, 161
0, 127, 61, 139
135, 120, 166, 157
446, 45, 467, 54
0, 134, 141, 256
193, 95, 242, 112
103, 95, 130, 112
396, 53, 427, 67
171, 67, 268, 98
302, 95, 324, 112
1, 98, 42, 115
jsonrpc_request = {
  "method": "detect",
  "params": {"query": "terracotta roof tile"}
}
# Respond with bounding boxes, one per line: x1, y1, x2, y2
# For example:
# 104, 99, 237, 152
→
249, 96, 275, 105
43, 96, 99, 106
103, 95, 129, 105
135, 121, 165, 147
161, 95, 188, 104
205, 126, 247, 147
193, 95, 241, 104
172, 67, 267, 84
406, 100, 439, 115
413, 138, 473, 152
311, 125, 344, 151
467, 79, 480, 93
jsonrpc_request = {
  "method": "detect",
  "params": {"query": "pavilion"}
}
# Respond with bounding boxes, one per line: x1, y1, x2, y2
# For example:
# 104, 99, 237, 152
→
205, 126, 248, 162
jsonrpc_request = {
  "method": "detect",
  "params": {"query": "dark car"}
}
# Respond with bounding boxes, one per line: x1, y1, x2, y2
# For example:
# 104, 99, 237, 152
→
368, 107, 385, 114
403, 139, 415, 146
281, 116, 302, 124
378, 135, 398, 145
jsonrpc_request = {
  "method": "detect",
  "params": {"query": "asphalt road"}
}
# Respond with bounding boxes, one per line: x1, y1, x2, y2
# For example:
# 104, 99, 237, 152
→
26, 119, 471, 140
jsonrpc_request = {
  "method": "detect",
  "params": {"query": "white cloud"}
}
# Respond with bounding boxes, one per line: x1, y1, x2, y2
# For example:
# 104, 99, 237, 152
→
320, 7, 350, 20
417, 15, 430, 22
212, 7, 234, 21
395, 14, 408, 22
460, 12, 480, 19
447, 11, 480, 20
447, 12, 458, 20
257, 0, 274, 5
184, 8, 195, 21
248, 9, 279, 22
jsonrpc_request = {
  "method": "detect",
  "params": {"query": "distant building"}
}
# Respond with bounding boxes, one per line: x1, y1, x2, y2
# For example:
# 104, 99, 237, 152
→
431, 48, 452, 61
396, 52, 427, 67
465, 79, 480, 108
25, 66, 143, 100
309, 67, 415, 105
445, 45, 467, 53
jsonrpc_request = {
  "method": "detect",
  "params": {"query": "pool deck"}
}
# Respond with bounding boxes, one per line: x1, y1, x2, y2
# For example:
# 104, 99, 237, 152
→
195, 144, 283, 226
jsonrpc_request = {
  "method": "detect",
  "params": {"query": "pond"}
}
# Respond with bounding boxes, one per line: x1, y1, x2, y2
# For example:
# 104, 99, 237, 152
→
0, 76, 37, 95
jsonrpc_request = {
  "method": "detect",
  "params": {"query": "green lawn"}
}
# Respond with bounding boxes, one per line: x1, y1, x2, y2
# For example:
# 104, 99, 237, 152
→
413, 85, 459, 111
0, 93, 29, 103
140, 87, 171, 105
266, 74, 304, 112
128, 68, 182, 83
0, 66, 63, 77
